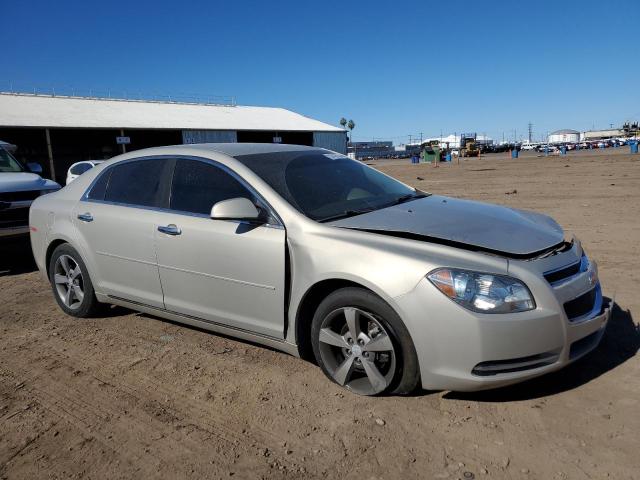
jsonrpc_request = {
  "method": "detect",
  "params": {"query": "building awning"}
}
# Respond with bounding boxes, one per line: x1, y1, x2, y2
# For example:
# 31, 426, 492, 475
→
0, 93, 344, 132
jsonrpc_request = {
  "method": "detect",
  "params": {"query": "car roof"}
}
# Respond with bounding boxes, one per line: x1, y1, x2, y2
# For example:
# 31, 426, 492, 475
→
159, 142, 323, 157
91, 143, 332, 173
0, 140, 17, 152
71, 160, 104, 166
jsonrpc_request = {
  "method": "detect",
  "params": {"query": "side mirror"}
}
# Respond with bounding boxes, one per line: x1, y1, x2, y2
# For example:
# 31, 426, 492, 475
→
27, 162, 43, 174
211, 197, 261, 221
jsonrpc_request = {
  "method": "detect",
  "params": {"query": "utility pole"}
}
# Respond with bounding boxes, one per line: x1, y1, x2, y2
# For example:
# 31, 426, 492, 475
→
45, 128, 55, 181
419, 132, 423, 145
409, 134, 412, 145
528, 122, 533, 143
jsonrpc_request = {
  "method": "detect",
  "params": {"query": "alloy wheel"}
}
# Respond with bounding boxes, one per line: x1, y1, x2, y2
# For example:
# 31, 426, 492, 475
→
318, 306, 397, 395
53, 254, 84, 310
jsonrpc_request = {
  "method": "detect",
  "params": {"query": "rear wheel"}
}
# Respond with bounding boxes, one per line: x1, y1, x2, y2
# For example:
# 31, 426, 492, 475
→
49, 243, 101, 317
311, 287, 420, 396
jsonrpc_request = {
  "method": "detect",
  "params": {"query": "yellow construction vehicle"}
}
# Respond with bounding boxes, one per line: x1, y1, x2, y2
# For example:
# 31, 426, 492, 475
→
460, 133, 480, 157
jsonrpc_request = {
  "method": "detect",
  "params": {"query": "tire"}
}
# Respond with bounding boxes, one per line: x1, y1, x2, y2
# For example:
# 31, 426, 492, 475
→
311, 287, 420, 396
48, 243, 102, 318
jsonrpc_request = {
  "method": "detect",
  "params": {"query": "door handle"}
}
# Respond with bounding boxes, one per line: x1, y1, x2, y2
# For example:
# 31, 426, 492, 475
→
77, 213, 93, 222
157, 224, 181, 235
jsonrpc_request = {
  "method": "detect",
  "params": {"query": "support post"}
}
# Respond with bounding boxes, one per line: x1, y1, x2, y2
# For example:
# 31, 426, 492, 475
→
45, 128, 55, 180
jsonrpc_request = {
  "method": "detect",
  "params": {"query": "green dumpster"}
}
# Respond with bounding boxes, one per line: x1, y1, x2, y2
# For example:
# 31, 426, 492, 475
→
422, 144, 440, 163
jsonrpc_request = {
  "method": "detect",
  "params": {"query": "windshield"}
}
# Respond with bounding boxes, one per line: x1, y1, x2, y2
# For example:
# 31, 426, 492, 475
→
0, 148, 26, 173
235, 150, 426, 221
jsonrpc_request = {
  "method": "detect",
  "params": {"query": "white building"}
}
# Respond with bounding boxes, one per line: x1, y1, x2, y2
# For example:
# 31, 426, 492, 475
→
548, 129, 580, 144
581, 128, 625, 140
0, 92, 347, 183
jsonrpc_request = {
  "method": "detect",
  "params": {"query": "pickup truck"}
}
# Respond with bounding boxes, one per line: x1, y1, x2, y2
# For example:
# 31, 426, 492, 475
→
0, 141, 60, 238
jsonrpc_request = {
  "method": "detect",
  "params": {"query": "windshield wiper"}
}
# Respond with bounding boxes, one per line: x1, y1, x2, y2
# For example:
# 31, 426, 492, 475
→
317, 208, 375, 223
319, 192, 430, 223
389, 192, 429, 206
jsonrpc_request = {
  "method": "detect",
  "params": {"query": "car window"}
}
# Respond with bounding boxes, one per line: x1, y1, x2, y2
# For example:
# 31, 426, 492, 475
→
170, 159, 255, 215
70, 163, 93, 175
0, 148, 25, 173
86, 168, 112, 201
104, 159, 171, 208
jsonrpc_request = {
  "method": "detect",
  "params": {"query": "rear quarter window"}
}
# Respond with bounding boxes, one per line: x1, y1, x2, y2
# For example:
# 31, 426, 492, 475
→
86, 168, 112, 201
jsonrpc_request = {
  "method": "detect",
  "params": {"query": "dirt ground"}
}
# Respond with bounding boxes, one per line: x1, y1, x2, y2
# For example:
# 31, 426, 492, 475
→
1, 148, 639, 480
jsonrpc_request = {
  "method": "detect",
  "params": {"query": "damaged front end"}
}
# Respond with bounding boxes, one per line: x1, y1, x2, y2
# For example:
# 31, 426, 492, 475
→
350, 228, 574, 261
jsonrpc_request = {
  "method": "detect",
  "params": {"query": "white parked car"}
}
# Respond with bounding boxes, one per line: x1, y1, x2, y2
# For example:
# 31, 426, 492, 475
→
0, 141, 60, 238
521, 144, 536, 151
536, 145, 559, 153
66, 160, 105, 185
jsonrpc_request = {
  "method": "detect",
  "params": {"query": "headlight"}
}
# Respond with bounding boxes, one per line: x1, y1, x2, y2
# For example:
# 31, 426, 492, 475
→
427, 268, 535, 314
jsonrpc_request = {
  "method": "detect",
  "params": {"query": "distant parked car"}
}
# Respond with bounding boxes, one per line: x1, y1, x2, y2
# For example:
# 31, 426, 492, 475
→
521, 144, 536, 151
0, 141, 60, 238
66, 160, 105, 185
535, 145, 558, 153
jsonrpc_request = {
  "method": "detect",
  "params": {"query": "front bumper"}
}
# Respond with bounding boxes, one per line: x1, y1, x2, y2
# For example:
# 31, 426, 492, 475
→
0, 199, 32, 238
394, 259, 610, 392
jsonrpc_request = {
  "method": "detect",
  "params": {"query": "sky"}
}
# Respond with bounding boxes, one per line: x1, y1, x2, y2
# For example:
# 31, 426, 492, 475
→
1, 0, 637, 144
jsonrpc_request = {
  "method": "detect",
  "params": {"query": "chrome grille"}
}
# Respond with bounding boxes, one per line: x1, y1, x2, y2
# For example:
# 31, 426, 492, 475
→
0, 190, 40, 202
0, 207, 30, 228
564, 288, 597, 320
544, 261, 581, 284
544, 253, 590, 285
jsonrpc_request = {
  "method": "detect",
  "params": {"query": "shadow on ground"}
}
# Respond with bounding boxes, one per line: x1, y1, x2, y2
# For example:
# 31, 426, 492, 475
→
445, 300, 639, 402
0, 238, 37, 276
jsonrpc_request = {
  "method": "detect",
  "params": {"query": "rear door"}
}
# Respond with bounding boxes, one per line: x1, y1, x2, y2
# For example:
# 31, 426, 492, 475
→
75, 158, 173, 308
153, 158, 287, 338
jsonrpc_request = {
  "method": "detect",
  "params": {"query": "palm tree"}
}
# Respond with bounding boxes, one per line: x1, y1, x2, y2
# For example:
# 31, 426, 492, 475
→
347, 119, 355, 141
339, 117, 347, 129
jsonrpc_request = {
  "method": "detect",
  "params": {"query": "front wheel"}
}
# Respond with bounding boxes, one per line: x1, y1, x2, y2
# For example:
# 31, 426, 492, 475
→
311, 287, 420, 396
49, 243, 102, 318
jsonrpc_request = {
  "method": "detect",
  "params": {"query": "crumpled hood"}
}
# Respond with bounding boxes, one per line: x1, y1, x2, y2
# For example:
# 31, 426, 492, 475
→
0, 172, 59, 192
329, 195, 565, 256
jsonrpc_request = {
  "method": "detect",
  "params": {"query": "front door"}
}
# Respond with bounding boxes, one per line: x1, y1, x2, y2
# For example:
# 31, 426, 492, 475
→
154, 158, 286, 339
